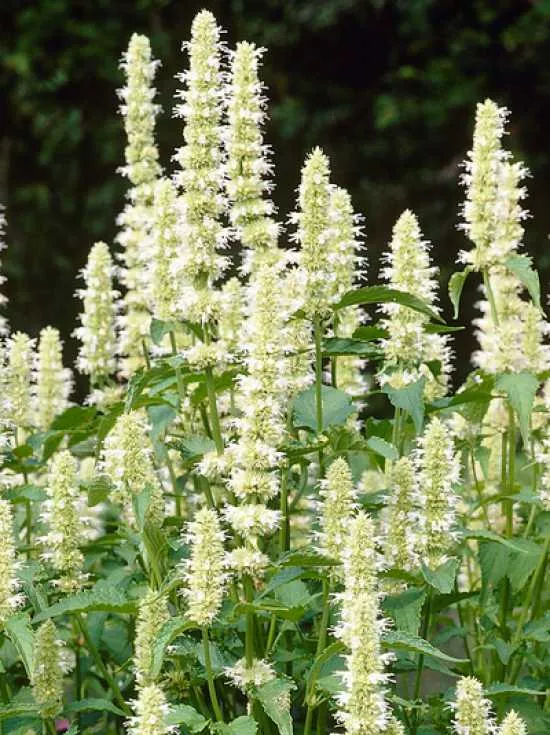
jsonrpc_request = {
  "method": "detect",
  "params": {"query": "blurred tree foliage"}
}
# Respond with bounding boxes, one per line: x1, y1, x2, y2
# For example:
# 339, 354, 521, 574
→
1, 0, 550, 381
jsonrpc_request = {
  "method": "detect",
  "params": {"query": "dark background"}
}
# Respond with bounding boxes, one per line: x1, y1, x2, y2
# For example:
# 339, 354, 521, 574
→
1, 0, 550, 384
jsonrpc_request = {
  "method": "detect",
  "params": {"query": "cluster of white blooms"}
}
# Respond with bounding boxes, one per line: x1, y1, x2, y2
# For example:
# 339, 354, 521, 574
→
497, 711, 528, 735
225, 657, 275, 693
227, 262, 288, 501
34, 326, 72, 430
117, 33, 162, 375
290, 148, 333, 318
222, 503, 280, 542
225, 42, 279, 270
225, 546, 270, 579
127, 684, 175, 735
282, 267, 315, 397
417, 417, 460, 569
0, 208, 9, 336
3, 331, 35, 429
149, 178, 183, 323
318, 457, 357, 576
40, 450, 90, 592
379, 210, 452, 401
180, 507, 226, 626
218, 277, 245, 359
134, 589, 169, 688
451, 677, 494, 735
473, 269, 550, 373
173, 10, 227, 324
0, 498, 23, 626
334, 512, 393, 734
74, 241, 119, 386
100, 412, 164, 527
383, 456, 421, 573
459, 99, 511, 269
31, 619, 68, 719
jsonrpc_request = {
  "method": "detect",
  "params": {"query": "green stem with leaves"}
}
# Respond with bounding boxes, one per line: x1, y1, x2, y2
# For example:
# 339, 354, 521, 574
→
313, 315, 325, 476
304, 578, 331, 735
202, 627, 223, 722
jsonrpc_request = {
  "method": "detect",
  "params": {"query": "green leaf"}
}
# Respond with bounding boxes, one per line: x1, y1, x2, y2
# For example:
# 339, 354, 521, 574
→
485, 682, 544, 697
505, 254, 541, 308
215, 717, 258, 735
463, 529, 529, 553
132, 486, 155, 532
383, 587, 426, 635
5, 614, 34, 677
165, 704, 208, 732
83, 474, 113, 507
293, 385, 355, 432
352, 325, 388, 341
148, 404, 178, 441
383, 377, 425, 433
33, 586, 137, 622
150, 617, 197, 679
150, 318, 179, 346
421, 558, 459, 594
254, 677, 296, 735
506, 538, 541, 592
176, 435, 217, 462
335, 285, 444, 323
322, 337, 381, 357
496, 371, 539, 447
478, 542, 511, 589
383, 631, 468, 663
448, 268, 471, 319
65, 698, 126, 717
51, 405, 96, 431
3, 484, 47, 503
492, 638, 516, 665
424, 323, 465, 334
366, 436, 398, 460
305, 641, 345, 705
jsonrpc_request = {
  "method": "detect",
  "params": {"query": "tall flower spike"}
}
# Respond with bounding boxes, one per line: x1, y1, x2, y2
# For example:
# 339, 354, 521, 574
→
383, 456, 420, 573
74, 241, 119, 387
292, 147, 333, 317
173, 10, 227, 324
117, 33, 162, 376
100, 412, 164, 528
3, 331, 35, 430
35, 326, 72, 430
334, 512, 392, 734
379, 210, 452, 401
0, 498, 23, 626
225, 41, 279, 270
417, 417, 460, 569
41, 450, 89, 592
150, 177, 183, 322
127, 683, 173, 735
0, 208, 9, 335
134, 589, 170, 689
32, 619, 65, 719
451, 677, 494, 735
497, 710, 528, 735
180, 507, 226, 627
228, 262, 288, 501
318, 457, 357, 575
218, 277, 245, 360
459, 98, 509, 270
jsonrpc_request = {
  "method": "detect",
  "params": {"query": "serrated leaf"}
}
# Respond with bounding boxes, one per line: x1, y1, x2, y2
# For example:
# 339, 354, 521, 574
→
150, 318, 179, 346
5, 614, 34, 677
505, 254, 541, 308
383, 631, 468, 663
150, 617, 197, 679
254, 677, 296, 735
215, 716, 257, 735
421, 558, 459, 594
486, 682, 544, 697
383, 587, 426, 635
366, 435, 398, 460
448, 269, 471, 319
335, 285, 444, 323
383, 377, 425, 433
305, 641, 345, 704
65, 698, 126, 716
51, 405, 97, 431
177, 435, 217, 462
463, 529, 529, 553
478, 542, 511, 589
148, 404, 178, 441
165, 704, 208, 732
293, 385, 355, 432
506, 538, 541, 592
83, 474, 113, 507
132, 486, 155, 532
33, 586, 136, 622
3, 484, 47, 503
496, 371, 539, 447
352, 325, 388, 341
322, 337, 381, 357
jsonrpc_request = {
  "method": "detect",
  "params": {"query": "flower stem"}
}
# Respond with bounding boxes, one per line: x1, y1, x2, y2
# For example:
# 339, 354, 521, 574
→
279, 464, 290, 553
304, 579, 331, 735
205, 366, 224, 455
412, 591, 432, 734
482, 268, 499, 326
169, 330, 186, 408
202, 627, 223, 722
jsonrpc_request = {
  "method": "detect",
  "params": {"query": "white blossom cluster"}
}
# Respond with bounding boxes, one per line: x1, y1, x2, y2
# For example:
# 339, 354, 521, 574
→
0, 497, 23, 626
34, 326, 72, 430
117, 33, 162, 375
379, 209, 452, 401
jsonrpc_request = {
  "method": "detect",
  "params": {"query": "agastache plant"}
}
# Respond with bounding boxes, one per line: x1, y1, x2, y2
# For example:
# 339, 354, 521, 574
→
2, 10, 550, 735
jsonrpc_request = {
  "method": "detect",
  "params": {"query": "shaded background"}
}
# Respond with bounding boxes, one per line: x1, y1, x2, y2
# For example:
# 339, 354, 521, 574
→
1, 0, 550, 385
